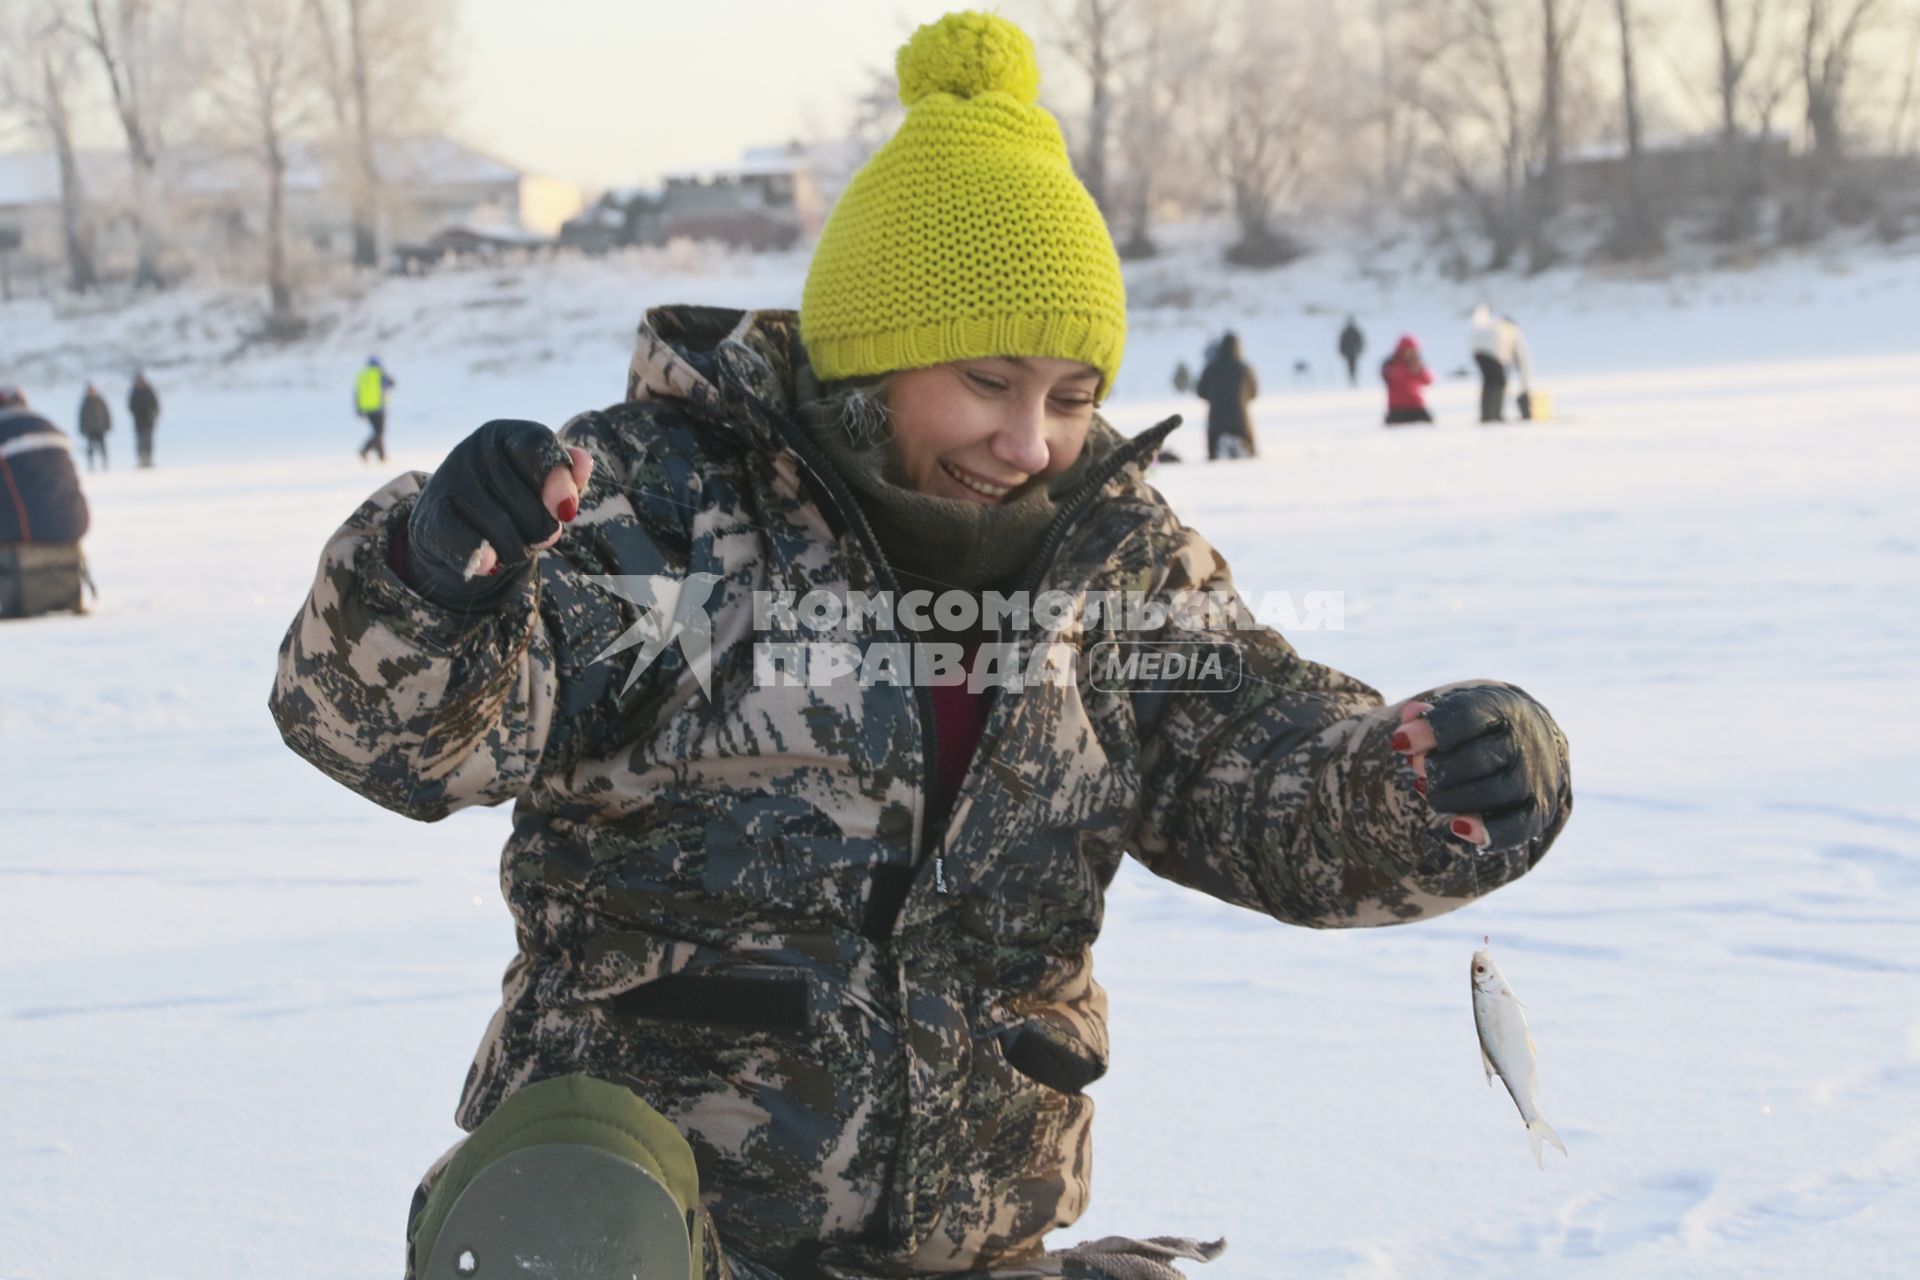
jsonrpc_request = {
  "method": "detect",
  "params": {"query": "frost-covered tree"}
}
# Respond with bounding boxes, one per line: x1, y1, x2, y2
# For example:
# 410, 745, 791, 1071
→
202, 0, 317, 331
304, 0, 454, 268
73, 0, 200, 287
0, 3, 97, 292
1608, 0, 1660, 256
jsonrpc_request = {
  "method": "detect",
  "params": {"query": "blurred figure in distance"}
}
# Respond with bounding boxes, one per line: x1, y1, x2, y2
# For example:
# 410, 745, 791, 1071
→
1196, 330, 1258, 460
1382, 334, 1435, 426
356, 356, 395, 462
1338, 315, 1365, 387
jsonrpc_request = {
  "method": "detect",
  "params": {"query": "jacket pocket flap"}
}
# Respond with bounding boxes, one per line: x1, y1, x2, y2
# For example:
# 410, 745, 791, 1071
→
607, 969, 808, 1032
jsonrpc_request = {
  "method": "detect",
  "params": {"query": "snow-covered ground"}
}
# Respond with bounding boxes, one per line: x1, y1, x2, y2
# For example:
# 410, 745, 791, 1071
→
3, 233, 1918, 1279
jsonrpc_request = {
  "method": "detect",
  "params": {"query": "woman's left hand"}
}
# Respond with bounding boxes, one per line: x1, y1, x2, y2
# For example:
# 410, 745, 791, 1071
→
1390, 685, 1570, 852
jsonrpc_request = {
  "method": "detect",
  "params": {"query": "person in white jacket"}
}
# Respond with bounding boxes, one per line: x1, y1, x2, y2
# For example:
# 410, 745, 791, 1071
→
1470, 304, 1533, 422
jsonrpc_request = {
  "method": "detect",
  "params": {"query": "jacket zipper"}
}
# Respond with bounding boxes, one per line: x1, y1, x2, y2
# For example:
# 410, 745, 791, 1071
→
1015, 414, 1183, 600
957, 413, 1186, 863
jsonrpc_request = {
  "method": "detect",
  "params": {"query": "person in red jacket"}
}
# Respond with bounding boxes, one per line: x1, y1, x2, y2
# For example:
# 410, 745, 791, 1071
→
1382, 334, 1434, 426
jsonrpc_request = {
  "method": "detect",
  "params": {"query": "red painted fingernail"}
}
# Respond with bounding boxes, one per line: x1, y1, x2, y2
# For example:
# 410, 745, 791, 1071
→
488, 565, 501, 576
1413, 777, 1427, 795
557, 496, 578, 523
1391, 730, 1412, 752
1451, 819, 1473, 837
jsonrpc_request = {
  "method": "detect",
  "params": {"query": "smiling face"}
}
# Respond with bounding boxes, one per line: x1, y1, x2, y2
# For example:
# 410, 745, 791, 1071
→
883, 357, 1102, 505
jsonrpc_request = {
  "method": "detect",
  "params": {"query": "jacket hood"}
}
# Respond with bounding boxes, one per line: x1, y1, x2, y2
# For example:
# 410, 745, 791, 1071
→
1394, 335, 1421, 356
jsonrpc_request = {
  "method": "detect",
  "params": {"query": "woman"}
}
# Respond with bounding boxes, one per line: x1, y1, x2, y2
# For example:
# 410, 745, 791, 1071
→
272, 14, 1571, 1280
1194, 331, 1257, 459
1381, 334, 1435, 425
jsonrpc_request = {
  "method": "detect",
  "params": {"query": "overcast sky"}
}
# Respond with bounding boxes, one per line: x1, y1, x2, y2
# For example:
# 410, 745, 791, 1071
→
454, 0, 989, 189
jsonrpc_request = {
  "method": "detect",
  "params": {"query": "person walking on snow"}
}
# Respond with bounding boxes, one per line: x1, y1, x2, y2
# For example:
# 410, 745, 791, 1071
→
272, 14, 1573, 1280
1382, 335, 1435, 425
128, 372, 160, 468
355, 356, 394, 462
1338, 316, 1365, 386
1470, 304, 1532, 423
1195, 330, 1258, 459
77, 384, 111, 471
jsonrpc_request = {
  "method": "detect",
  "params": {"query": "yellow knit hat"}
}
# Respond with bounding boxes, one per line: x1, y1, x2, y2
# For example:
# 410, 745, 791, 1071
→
800, 11, 1127, 398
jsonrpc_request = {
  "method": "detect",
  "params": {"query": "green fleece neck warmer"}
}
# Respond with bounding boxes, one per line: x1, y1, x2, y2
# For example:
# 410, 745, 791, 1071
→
798, 369, 1117, 591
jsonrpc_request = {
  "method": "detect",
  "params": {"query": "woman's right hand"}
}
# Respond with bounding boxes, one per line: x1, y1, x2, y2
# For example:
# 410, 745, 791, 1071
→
404, 419, 594, 608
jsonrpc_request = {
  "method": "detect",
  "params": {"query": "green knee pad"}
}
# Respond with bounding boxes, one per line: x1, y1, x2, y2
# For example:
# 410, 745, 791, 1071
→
410, 1075, 702, 1280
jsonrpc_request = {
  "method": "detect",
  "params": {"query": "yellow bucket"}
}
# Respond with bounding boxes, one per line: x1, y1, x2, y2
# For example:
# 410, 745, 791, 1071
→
1523, 389, 1553, 422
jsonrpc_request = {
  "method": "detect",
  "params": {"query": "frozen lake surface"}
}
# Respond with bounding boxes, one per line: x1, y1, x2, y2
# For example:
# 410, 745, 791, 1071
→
3, 236, 1917, 1278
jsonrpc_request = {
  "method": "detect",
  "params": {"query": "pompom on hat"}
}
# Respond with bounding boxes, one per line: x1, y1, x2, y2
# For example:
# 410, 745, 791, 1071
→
800, 11, 1127, 398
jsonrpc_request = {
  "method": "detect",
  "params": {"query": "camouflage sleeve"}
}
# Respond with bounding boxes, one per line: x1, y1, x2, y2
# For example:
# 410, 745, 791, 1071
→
1125, 527, 1548, 927
268, 409, 684, 821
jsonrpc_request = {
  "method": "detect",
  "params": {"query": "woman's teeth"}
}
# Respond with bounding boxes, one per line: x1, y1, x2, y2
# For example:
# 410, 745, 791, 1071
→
942, 461, 1013, 499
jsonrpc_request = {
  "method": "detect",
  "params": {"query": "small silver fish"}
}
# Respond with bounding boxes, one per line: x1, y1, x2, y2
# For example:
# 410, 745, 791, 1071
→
1471, 942, 1568, 1168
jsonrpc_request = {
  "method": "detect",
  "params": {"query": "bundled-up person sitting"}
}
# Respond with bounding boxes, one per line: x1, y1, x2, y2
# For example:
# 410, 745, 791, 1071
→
1381, 335, 1435, 425
0, 384, 92, 619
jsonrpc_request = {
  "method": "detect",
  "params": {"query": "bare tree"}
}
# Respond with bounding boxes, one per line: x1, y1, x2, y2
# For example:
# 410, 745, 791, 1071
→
1735, 16, 1803, 160
1525, 0, 1588, 268
1109, 0, 1215, 256
203, 0, 317, 332
845, 65, 905, 168
1890, 7, 1920, 155
1207, 1, 1314, 265
1472, 0, 1532, 266
304, 0, 453, 269
1351, 0, 1450, 222
1376, 0, 1400, 202
1037, 0, 1136, 215
1778, 0, 1890, 233
1711, 0, 1770, 142
1707, 0, 1773, 236
1535, 0, 1567, 211
1408, 0, 1539, 270
1532, 0, 1592, 214
1799, 0, 1888, 164
1608, 0, 1660, 255
73, 0, 193, 287
0, 5, 97, 292
305, 0, 376, 266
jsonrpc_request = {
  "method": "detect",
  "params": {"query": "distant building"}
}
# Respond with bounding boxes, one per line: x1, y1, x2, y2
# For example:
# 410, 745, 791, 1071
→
559, 186, 665, 255
0, 136, 581, 283
561, 140, 863, 254
1536, 133, 1794, 207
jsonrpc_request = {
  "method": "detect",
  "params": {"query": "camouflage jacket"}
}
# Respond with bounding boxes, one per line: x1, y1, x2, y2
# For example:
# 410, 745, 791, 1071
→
270, 307, 1564, 1279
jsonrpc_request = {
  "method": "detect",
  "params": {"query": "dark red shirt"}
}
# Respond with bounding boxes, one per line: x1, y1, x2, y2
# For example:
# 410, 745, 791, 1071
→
929, 641, 990, 825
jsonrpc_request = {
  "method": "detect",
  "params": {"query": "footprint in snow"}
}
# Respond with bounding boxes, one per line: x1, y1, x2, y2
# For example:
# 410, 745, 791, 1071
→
1714, 1126, 1920, 1244
1555, 1170, 1717, 1258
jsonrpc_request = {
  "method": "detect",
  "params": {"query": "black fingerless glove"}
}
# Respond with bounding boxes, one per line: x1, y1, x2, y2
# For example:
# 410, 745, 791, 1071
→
404, 418, 572, 610
1422, 683, 1573, 859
